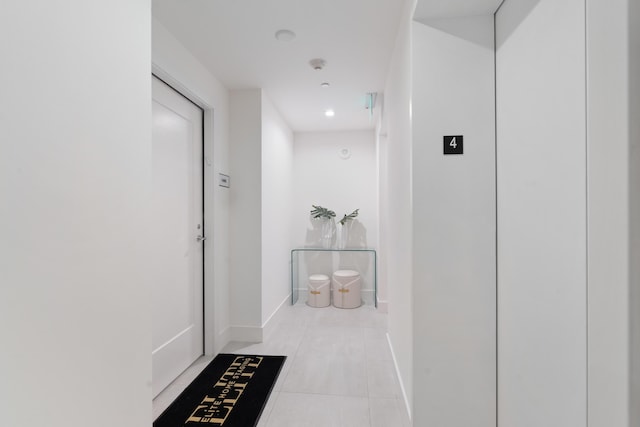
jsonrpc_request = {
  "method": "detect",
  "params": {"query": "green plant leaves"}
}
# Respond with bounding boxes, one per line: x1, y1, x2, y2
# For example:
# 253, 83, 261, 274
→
310, 205, 336, 219
311, 206, 359, 224
338, 209, 359, 225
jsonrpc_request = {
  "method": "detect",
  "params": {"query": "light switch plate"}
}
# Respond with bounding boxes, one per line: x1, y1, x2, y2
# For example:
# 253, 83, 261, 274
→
219, 173, 230, 188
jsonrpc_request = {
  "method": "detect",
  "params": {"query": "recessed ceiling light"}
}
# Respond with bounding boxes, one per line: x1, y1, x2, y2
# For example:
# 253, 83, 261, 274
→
320, 82, 330, 88
275, 29, 296, 42
325, 109, 335, 117
309, 58, 327, 70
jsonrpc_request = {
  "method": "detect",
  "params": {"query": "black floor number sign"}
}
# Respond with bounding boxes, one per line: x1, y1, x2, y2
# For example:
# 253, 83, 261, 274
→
444, 135, 463, 155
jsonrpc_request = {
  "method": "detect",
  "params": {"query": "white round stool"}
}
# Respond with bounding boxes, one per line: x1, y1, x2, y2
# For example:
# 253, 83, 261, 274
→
332, 270, 361, 309
307, 274, 330, 308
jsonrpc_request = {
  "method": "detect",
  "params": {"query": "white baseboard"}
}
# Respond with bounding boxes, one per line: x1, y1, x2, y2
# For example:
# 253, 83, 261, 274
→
211, 326, 231, 355
376, 298, 388, 313
262, 294, 290, 336
296, 288, 377, 306
386, 332, 412, 423
228, 294, 291, 344
229, 325, 263, 343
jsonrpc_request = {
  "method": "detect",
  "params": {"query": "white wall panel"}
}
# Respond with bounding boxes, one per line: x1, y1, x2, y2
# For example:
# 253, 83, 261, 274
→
587, 0, 640, 425
230, 90, 263, 328
380, 0, 416, 417
230, 90, 295, 332
411, 15, 496, 427
0, 1, 152, 425
496, 0, 587, 425
292, 131, 378, 250
262, 94, 294, 323
631, 2, 640, 425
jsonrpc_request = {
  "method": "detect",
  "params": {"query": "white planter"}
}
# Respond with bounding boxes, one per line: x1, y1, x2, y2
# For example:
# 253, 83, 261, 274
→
336, 223, 350, 249
307, 274, 330, 307
321, 218, 335, 249
332, 270, 362, 309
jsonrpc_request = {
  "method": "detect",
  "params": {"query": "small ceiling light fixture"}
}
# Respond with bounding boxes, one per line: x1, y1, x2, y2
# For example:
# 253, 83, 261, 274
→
325, 109, 335, 117
309, 58, 327, 70
320, 82, 330, 88
275, 29, 296, 42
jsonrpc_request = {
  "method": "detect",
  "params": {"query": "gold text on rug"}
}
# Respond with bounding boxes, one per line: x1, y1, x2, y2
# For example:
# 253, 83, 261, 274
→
185, 356, 263, 425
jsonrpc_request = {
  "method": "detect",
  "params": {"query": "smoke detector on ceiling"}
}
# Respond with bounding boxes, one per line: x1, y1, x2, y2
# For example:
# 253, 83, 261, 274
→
309, 58, 327, 71
275, 29, 296, 42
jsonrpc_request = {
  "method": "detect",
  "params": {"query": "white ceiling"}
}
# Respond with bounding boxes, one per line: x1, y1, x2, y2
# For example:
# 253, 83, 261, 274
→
152, 0, 503, 133
414, 0, 504, 22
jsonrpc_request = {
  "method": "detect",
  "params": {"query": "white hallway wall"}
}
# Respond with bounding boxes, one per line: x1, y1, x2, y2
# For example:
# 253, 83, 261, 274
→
230, 90, 263, 339
630, 0, 640, 422
292, 131, 378, 252
230, 89, 294, 339
261, 95, 294, 325
496, 0, 588, 424
379, 0, 415, 417
1, 1, 152, 425
497, 0, 640, 425
587, 0, 640, 425
412, 14, 496, 427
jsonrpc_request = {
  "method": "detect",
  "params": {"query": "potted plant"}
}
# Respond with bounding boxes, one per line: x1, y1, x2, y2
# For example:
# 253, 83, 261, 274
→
310, 205, 336, 248
336, 209, 359, 249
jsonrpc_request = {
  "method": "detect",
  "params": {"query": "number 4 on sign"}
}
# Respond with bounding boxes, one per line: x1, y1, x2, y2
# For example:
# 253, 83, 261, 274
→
443, 135, 463, 155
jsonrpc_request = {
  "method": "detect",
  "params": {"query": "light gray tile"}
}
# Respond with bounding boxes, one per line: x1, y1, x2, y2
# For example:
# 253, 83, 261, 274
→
366, 358, 402, 399
364, 328, 393, 361
152, 390, 176, 420
295, 325, 366, 362
256, 391, 279, 427
271, 356, 292, 392
282, 352, 368, 397
309, 305, 382, 329
369, 397, 411, 427
266, 392, 370, 427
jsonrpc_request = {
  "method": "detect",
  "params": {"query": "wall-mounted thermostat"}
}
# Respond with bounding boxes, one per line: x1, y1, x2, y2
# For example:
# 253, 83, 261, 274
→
444, 135, 463, 155
219, 173, 230, 188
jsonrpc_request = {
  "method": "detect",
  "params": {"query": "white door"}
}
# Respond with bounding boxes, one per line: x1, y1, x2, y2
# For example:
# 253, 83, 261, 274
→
151, 76, 204, 397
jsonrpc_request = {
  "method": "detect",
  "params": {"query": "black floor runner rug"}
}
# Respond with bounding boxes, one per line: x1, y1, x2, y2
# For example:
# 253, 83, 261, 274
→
154, 354, 286, 427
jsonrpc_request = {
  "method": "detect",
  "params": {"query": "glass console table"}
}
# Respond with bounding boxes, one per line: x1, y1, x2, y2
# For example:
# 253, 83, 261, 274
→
290, 248, 377, 307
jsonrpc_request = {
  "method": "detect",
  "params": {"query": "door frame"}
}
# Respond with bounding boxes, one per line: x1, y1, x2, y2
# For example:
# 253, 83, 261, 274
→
152, 74, 205, 357
152, 65, 218, 355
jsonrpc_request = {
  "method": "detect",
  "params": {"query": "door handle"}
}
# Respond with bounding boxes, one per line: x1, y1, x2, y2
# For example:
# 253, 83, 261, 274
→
196, 235, 207, 242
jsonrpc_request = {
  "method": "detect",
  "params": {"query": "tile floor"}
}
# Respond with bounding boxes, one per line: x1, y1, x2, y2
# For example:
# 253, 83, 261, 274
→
153, 303, 411, 427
